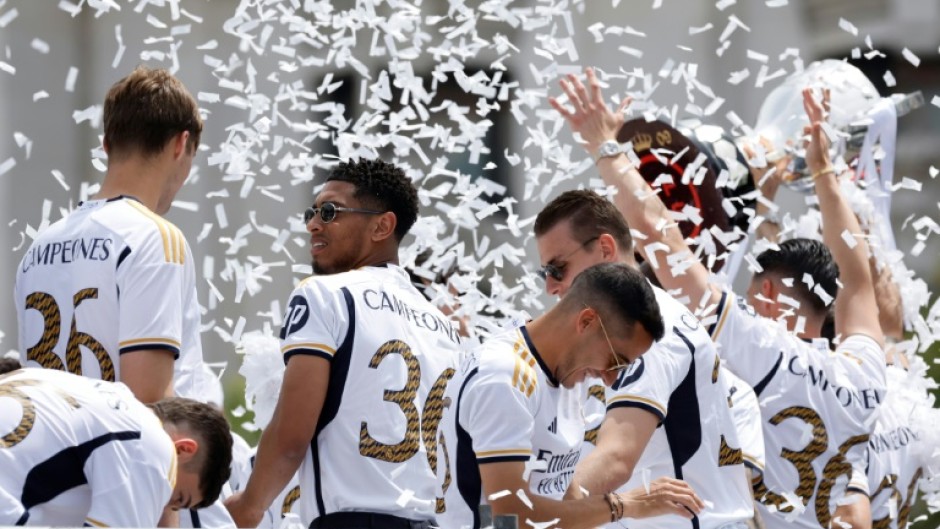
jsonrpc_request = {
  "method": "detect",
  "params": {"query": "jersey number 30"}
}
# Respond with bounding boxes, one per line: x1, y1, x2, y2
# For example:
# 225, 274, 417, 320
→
24, 289, 114, 381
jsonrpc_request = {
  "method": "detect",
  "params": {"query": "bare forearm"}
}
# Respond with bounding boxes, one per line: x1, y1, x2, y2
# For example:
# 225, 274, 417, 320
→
871, 259, 903, 340
492, 494, 615, 529
242, 426, 307, 512
814, 174, 874, 301
573, 444, 635, 495
597, 156, 673, 246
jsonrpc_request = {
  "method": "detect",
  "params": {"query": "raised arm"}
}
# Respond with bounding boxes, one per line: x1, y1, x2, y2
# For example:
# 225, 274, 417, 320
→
802, 88, 885, 347
549, 67, 720, 313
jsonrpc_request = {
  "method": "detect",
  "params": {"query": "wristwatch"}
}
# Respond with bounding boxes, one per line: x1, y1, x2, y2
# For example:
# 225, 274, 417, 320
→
593, 140, 622, 163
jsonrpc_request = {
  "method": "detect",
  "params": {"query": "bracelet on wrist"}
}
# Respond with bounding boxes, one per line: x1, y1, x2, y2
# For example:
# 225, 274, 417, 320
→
604, 493, 618, 523
811, 167, 835, 180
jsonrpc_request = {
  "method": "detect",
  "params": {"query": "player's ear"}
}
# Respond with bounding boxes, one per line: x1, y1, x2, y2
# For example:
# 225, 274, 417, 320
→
174, 438, 199, 463
597, 234, 618, 262
758, 276, 777, 313
171, 130, 190, 160
371, 211, 397, 242
576, 305, 596, 334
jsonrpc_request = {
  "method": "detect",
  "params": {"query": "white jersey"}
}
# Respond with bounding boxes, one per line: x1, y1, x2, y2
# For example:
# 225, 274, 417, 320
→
279, 265, 461, 524
439, 326, 585, 529
865, 365, 927, 529
709, 291, 886, 529
181, 499, 236, 529
600, 286, 752, 529
13, 196, 204, 397
0, 368, 175, 527
722, 368, 766, 476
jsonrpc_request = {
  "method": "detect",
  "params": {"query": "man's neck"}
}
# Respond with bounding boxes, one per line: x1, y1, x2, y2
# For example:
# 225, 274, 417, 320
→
522, 314, 562, 375
95, 153, 169, 214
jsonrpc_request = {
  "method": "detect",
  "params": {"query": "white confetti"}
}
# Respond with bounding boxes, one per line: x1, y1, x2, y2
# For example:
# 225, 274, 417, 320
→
395, 489, 415, 507
0, 157, 15, 176
883, 70, 896, 88
0, 7, 18, 28
51, 170, 70, 191
902, 47, 921, 67
841, 230, 858, 249
65, 67, 78, 93
488, 489, 511, 501
30, 38, 49, 54
838, 17, 858, 36
112, 24, 125, 69
515, 488, 534, 509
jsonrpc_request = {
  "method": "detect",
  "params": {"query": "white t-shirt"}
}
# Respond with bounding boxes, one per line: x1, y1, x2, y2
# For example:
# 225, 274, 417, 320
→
279, 265, 462, 525
598, 286, 752, 529
438, 326, 585, 529
865, 365, 926, 529
13, 196, 204, 398
0, 368, 175, 527
709, 290, 886, 529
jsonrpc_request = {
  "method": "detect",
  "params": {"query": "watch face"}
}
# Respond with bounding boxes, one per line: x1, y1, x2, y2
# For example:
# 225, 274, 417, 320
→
599, 142, 620, 157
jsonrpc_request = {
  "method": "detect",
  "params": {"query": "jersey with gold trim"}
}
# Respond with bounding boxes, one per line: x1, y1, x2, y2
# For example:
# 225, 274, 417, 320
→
0, 368, 175, 527
709, 290, 886, 529
438, 326, 585, 529
279, 265, 461, 525
864, 365, 927, 529
14, 197, 204, 397
599, 286, 752, 529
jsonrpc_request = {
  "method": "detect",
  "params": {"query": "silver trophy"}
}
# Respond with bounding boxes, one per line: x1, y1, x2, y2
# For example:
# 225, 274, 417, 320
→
751, 59, 922, 192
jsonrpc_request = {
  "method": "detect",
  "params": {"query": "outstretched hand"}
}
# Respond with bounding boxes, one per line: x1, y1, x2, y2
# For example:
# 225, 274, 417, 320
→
801, 87, 833, 175
619, 476, 706, 520
549, 67, 631, 156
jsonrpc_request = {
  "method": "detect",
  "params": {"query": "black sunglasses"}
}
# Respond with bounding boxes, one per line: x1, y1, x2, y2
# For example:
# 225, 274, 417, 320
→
536, 237, 599, 282
303, 202, 384, 224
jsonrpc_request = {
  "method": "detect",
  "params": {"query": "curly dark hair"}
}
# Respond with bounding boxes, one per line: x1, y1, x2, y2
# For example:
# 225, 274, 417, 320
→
326, 158, 419, 241
535, 190, 634, 254
148, 398, 233, 509
561, 262, 665, 341
755, 238, 839, 316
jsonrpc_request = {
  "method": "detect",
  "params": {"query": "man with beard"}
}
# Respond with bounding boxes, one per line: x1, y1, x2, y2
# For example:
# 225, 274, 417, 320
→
225, 159, 462, 529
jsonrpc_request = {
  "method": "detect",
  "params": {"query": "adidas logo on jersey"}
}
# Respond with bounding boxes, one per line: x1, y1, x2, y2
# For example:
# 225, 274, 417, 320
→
547, 417, 557, 434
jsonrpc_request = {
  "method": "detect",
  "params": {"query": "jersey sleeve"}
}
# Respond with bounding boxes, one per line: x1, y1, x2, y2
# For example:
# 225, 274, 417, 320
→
605, 329, 693, 422
833, 335, 886, 398
460, 357, 538, 464
82, 436, 173, 527
115, 228, 187, 359
279, 279, 348, 363
708, 290, 789, 391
